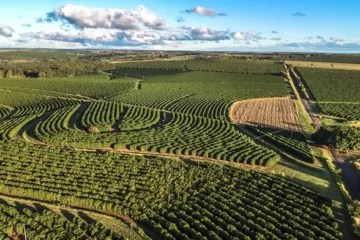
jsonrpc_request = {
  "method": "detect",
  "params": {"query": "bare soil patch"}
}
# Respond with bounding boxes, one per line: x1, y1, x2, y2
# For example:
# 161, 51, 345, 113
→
230, 97, 302, 132
286, 60, 360, 71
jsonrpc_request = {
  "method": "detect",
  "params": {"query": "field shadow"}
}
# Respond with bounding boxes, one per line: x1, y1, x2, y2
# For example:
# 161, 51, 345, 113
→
61, 209, 76, 222
14, 201, 37, 213
33, 202, 52, 214
78, 211, 96, 224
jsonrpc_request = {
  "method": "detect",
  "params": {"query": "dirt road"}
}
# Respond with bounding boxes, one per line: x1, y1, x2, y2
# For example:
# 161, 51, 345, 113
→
289, 64, 360, 200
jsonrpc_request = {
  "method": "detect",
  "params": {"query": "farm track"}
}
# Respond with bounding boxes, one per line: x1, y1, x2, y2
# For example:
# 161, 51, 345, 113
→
288, 65, 359, 239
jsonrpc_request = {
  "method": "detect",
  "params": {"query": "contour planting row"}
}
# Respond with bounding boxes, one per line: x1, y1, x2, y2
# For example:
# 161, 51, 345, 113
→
0, 202, 126, 240
12, 98, 83, 118
167, 97, 229, 119
81, 101, 125, 131
120, 105, 161, 131
0, 114, 41, 140
0, 141, 341, 240
39, 112, 280, 166
0, 107, 10, 120
35, 104, 81, 138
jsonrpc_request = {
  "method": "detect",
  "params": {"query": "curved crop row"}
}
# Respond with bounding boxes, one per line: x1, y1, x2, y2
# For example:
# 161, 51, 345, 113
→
35, 104, 80, 138
81, 101, 124, 130
0, 107, 11, 120
13, 98, 82, 118
120, 105, 161, 131
41, 112, 280, 166
0, 114, 41, 140
167, 97, 229, 119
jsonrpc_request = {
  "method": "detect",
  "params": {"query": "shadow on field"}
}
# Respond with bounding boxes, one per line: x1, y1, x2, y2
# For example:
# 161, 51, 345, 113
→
78, 211, 96, 224
61, 209, 76, 222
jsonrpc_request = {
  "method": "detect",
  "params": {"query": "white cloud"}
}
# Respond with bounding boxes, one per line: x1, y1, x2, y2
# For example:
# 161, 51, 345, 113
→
185, 6, 227, 17
233, 32, 245, 40
0, 25, 14, 37
181, 26, 230, 41
40, 4, 168, 31
232, 30, 263, 41
329, 37, 345, 45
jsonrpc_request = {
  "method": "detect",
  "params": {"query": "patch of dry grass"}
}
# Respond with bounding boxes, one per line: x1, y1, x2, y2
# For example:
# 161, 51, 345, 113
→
286, 60, 360, 71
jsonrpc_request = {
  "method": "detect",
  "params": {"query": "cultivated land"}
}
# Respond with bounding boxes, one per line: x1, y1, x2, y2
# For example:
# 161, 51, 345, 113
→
286, 60, 360, 71
230, 97, 302, 132
0, 55, 359, 239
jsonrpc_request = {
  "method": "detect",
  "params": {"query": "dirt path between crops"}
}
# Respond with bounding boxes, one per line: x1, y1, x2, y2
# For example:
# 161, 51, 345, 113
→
289, 65, 360, 200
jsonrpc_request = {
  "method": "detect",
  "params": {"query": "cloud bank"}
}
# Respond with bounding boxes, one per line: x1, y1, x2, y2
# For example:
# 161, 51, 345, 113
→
38, 4, 168, 31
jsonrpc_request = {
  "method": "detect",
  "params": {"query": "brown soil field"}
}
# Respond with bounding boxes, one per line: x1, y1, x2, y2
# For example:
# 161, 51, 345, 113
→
230, 97, 302, 132
286, 60, 360, 71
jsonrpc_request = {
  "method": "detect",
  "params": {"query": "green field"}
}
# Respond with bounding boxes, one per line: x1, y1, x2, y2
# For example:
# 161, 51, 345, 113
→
0, 58, 348, 239
0, 140, 341, 240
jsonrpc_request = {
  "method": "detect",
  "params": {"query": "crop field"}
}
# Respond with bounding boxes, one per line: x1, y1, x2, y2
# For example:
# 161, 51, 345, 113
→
297, 67, 360, 121
0, 74, 137, 99
230, 98, 302, 132
0, 199, 129, 240
0, 140, 341, 240
319, 103, 360, 121
0, 57, 346, 239
115, 58, 284, 74
286, 60, 360, 71
109, 71, 288, 119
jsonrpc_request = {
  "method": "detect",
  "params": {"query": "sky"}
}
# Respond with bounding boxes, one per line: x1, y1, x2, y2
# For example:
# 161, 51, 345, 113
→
0, 0, 359, 52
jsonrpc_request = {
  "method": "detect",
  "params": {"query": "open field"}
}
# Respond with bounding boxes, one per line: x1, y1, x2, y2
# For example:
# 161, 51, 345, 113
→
286, 60, 360, 71
230, 97, 302, 132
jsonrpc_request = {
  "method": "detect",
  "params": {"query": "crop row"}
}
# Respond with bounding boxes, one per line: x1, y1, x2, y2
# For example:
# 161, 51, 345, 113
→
0, 107, 10, 120
40, 111, 280, 166
81, 101, 124, 131
0, 114, 40, 140
0, 202, 125, 240
13, 98, 82, 118
167, 97, 229, 119
319, 103, 360, 121
0, 140, 341, 240
120, 105, 161, 131
35, 104, 80, 138
245, 126, 315, 163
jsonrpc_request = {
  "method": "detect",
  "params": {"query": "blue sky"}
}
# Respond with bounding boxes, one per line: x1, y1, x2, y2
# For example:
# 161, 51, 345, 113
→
0, 0, 359, 52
